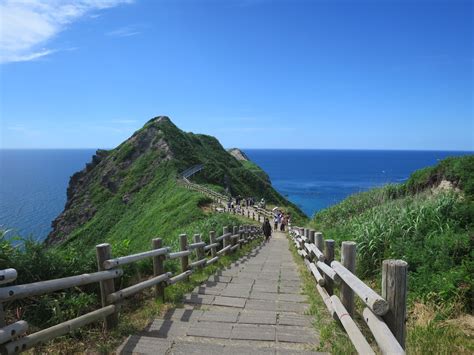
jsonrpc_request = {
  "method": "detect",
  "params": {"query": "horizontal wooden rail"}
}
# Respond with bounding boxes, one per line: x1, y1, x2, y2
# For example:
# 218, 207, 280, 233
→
215, 232, 232, 242
0, 321, 28, 345
0, 269, 17, 286
167, 270, 193, 285
363, 308, 405, 355
0, 188, 268, 354
167, 250, 191, 259
316, 261, 340, 284
106, 272, 172, 303
0, 269, 123, 302
187, 242, 206, 250
216, 245, 232, 256
331, 296, 375, 355
103, 247, 170, 269
289, 226, 407, 354
204, 243, 219, 251
188, 259, 207, 269
306, 260, 325, 286
331, 261, 388, 315
206, 256, 219, 265
1, 306, 116, 354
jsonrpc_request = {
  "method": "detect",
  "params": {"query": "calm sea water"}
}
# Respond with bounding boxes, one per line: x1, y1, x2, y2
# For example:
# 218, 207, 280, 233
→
0, 149, 471, 241
0, 149, 96, 241
244, 149, 472, 217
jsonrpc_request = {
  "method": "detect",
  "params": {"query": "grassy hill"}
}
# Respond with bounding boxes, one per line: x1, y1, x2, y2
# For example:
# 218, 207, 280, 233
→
46, 116, 305, 256
309, 155, 474, 353
0, 116, 306, 338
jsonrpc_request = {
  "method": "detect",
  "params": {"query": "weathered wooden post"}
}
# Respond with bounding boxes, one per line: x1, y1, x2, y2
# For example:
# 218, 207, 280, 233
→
0, 304, 5, 328
232, 226, 239, 250
252, 212, 255, 220
209, 231, 217, 257
96, 243, 118, 330
152, 238, 165, 301
382, 260, 408, 349
324, 239, 335, 295
193, 234, 205, 268
315, 232, 324, 252
223, 226, 230, 255
341, 241, 356, 316
309, 230, 315, 244
179, 234, 189, 280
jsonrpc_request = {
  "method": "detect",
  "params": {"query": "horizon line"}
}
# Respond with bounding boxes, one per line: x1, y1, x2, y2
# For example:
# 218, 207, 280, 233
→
0, 147, 473, 153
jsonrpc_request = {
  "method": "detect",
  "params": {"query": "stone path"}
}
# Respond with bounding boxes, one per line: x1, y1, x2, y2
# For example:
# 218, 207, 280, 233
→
117, 231, 325, 354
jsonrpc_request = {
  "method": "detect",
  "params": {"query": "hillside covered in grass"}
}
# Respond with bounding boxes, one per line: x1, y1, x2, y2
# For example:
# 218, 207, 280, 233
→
46, 116, 305, 254
0, 116, 305, 337
309, 155, 473, 353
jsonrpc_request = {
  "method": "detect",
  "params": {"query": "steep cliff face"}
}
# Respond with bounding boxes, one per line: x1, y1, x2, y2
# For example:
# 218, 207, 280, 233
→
46, 116, 305, 247
228, 148, 250, 161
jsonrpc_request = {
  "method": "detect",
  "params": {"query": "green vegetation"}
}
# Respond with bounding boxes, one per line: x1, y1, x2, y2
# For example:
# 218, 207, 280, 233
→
307, 155, 474, 353
48, 116, 305, 249
1, 116, 306, 352
2, 230, 264, 353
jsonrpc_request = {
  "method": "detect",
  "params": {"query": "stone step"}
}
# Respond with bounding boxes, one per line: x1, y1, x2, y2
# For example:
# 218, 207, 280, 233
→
117, 335, 328, 354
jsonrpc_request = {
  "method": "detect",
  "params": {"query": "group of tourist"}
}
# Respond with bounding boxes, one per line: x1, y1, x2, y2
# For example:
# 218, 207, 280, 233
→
274, 210, 291, 232
227, 196, 266, 212
262, 209, 291, 242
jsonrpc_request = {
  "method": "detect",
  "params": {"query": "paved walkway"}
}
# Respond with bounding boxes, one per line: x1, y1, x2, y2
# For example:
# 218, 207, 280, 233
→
117, 231, 324, 354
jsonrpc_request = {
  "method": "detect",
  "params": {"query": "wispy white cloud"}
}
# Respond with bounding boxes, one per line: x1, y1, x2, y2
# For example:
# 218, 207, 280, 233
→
0, 0, 134, 64
106, 26, 140, 37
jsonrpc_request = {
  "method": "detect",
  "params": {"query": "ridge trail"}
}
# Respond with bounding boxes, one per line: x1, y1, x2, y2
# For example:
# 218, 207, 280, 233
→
118, 231, 325, 354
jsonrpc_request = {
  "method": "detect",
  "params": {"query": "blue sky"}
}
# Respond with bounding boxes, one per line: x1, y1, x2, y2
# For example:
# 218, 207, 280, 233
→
0, 0, 472, 150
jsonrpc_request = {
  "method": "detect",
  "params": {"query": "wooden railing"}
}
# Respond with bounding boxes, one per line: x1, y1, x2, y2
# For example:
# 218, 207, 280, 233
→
178, 179, 274, 221
289, 227, 407, 355
0, 225, 263, 354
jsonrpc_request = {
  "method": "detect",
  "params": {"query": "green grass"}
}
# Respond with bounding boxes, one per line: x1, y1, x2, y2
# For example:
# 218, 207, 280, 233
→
287, 237, 355, 354
303, 155, 474, 353
27, 238, 265, 353
310, 156, 473, 312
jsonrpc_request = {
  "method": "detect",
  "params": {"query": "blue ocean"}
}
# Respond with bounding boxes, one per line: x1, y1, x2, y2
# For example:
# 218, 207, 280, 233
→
244, 149, 472, 217
0, 149, 471, 241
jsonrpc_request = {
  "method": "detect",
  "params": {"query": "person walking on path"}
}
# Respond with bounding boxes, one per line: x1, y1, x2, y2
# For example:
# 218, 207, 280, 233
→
280, 214, 288, 232
273, 212, 279, 230
262, 218, 272, 242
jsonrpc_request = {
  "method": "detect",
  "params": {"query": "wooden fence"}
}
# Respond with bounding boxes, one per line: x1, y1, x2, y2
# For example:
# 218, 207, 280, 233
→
289, 227, 407, 355
178, 179, 274, 221
0, 225, 263, 354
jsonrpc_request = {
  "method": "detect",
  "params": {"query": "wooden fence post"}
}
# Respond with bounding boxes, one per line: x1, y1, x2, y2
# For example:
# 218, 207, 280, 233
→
309, 230, 315, 244
179, 234, 189, 280
315, 232, 324, 252
209, 231, 217, 257
223, 226, 230, 255
341, 241, 356, 316
233, 226, 239, 250
382, 259, 408, 349
96, 243, 118, 330
324, 239, 335, 295
0, 303, 5, 328
193, 234, 205, 268
152, 238, 165, 301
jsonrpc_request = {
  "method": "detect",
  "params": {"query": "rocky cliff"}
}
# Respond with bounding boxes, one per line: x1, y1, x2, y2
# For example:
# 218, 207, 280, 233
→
46, 116, 305, 247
